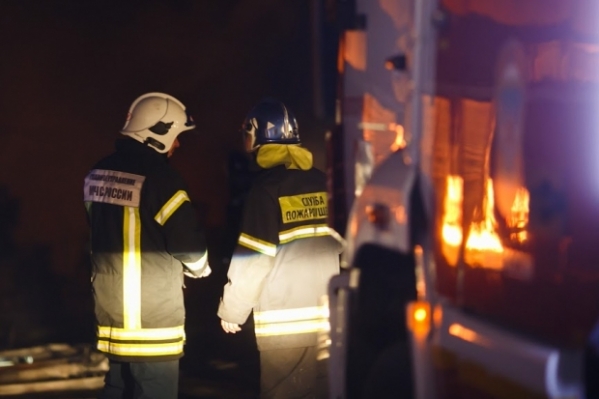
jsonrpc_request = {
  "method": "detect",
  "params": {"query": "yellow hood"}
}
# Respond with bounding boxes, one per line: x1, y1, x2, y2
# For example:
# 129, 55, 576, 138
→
256, 144, 313, 170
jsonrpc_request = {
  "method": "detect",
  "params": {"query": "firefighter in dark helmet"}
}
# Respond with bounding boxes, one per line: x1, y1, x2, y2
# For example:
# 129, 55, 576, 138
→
218, 98, 343, 399
83, 92, 211, 399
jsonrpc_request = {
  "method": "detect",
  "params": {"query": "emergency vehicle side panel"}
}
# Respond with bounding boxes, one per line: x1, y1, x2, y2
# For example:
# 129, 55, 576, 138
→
431, 0, 599, 347
424, 1, 599, 397
328, 0, 415, 235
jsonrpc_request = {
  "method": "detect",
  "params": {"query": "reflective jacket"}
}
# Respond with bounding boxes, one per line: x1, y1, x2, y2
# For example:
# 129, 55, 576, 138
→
84, 139, 208, 362
218, 145, 342, 351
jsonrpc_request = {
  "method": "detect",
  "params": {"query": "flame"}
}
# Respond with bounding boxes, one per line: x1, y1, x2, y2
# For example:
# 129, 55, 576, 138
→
509, 187, 530, 243
441, 175, 464, 266
464, 178, 504, 269
389, 123, 406, 151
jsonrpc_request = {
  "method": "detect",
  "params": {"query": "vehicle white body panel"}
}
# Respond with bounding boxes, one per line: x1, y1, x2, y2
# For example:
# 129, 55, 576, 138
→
342, 150, 417, 266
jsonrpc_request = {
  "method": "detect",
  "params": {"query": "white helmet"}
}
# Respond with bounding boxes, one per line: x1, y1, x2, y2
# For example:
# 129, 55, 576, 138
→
120, 92, 195, 153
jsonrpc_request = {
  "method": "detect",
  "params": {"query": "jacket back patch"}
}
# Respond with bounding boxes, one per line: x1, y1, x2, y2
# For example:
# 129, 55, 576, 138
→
84, 169, 146, 207
278, 191, 328, 224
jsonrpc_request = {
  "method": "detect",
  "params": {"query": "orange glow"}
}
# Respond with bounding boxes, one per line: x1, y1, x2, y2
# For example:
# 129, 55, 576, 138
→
414, 308, 427, 322
407, 301, 431, 336
361, 93, 398, 166
448, 323, 490, 346
464, 179, 504, 270
509, 187, 530, 243
389, 123, 406, 151
344, 31, 367, 71
441, 175, 463, 266
433, 305, 443, 327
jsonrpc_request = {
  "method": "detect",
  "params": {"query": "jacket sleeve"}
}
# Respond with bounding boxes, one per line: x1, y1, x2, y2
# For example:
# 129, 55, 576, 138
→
152, 172, 209, 277
217, 184, 279, 324
217, 251, 275, 324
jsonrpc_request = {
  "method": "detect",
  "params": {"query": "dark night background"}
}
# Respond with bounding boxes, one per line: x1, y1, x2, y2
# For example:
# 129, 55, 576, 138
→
0, 0, 338, 396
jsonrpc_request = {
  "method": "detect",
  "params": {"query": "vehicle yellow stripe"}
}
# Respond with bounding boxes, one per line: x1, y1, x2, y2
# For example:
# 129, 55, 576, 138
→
97, 340, 184, 357
97, 325, 185, 341
123, 206, 141, 330
238, 233, 277, 256
279, 224, 332, 244
154, 190, 190, 225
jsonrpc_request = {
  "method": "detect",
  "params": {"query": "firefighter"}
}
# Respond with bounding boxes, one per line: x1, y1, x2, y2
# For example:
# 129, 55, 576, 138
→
83, 92, 211, 399
217, 98, 343, 399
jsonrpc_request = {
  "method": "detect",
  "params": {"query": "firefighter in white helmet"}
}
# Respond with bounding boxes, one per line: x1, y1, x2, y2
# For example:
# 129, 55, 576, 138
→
83, 92, 211, 399
218, 98, 343, 399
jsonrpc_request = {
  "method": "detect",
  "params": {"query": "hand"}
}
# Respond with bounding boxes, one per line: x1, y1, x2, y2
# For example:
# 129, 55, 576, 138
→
184, 265, 212, 279
199, 265, 212, 278
221, 320, 241, 334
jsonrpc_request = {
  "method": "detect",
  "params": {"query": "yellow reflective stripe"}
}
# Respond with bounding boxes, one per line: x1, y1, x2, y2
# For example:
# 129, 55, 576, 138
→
123, 207, 141, 330
255, 320, 330, 337
97, 340, 184, 357
97, 325, 185, 341
238, 233, 277, 257
279, 224, 332, 244
254, 306, 330, 337
154, 190, 190, 225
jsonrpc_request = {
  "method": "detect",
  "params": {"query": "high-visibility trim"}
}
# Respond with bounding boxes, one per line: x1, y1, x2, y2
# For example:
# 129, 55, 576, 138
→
97, 325, 185, 341
254, 306, 329, 323
238, 233, 277, 257
279, 224, 332, 244
183, 251, 208, 271
154, 190, 190, 225
254, 306, 330, 337
255, 320, 330, 337
97, 340, 184, 357
123, 207, 142, 330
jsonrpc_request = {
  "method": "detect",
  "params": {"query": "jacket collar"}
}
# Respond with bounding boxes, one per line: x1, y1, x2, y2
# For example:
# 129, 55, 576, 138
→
115, 138, 168, 162
255, 144, 313, 170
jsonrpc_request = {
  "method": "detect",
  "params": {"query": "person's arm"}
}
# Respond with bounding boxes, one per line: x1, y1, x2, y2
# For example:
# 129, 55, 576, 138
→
218, 249, 274, 330
217, 184, 278, 331
153, 174, 210, 278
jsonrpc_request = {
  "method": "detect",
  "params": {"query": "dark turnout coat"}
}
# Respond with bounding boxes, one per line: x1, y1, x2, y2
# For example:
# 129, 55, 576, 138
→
218, 157, 342, 351
84, 139, 208, 362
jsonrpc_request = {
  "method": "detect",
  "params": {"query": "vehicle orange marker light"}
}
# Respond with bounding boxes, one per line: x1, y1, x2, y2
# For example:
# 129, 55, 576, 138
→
407, 301, 431, 336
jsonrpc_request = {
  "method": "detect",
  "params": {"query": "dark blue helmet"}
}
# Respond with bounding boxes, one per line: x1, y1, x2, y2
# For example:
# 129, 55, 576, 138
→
242, 98, 300, 151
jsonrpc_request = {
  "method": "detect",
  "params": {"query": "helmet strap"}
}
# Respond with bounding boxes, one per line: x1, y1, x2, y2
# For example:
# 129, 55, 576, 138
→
144, 137, 165, 152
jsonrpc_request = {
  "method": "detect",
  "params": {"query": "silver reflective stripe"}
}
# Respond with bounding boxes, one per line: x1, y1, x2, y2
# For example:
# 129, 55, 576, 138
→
183, 251, 208, 271
238, 233, 277, 256
279, 224, 331, 244
254, 306, 330, 337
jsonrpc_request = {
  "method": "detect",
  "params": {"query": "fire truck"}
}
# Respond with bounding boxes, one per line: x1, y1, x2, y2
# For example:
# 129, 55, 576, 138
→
323, 0, 599, 398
